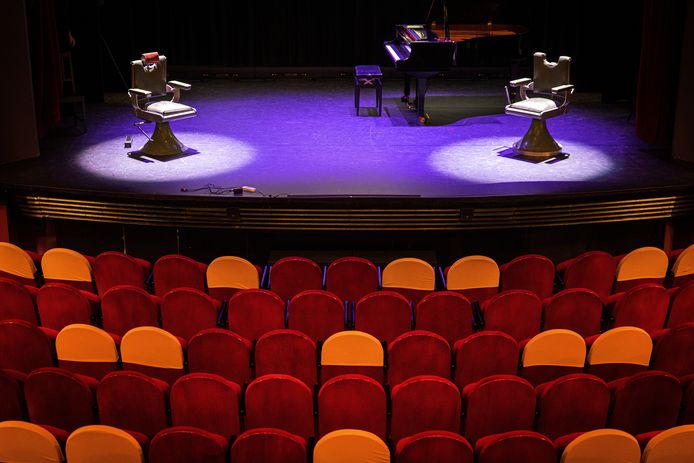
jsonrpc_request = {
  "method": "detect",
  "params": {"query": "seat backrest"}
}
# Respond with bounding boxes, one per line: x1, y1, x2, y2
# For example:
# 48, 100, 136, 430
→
320, 330, 384, 383
0, 319, 54, 374
0, 420, 64, 462
650, 323, 694, 377
446, 255, 499, 294
153, 254, 207, 297
227, 289, 286, 341
270, 256, 323, 303
131, 53, 168, 96
120, 326, 185, 384
532, 52, 571, 93
0, 277, 38, 323
535, 373, 609, 440
559, 428, 640, 463
206, 255, 259, 301
97, 370, 169, 438
170, 373, 241, 440
382, 258, 435, 303
25, 367, 97, 433
521, 329, 586, 386
482, 290, 542, 342
244, 373, 314, 440
642, 424, 694, 463
391, 375, 461, 444
325, 256, 379, 303
615, 246, 669, 290
500, 254, 555, 300
453, 331, 519, 389
67, 424, 144, 463
41, 247, 93, 289
318, 373, 386, 439
187, 328, 252, 385
609, 370, 682, 435
666, 283, 694, 328
611, 283, 670, 333
287, 289, 345, 342
101, 285, 160, 337
462, 374, 535, 443
387, 330, 451, 386
586, 326, 652, 382
354, 290, 412, 343
542, 288, 603, 337
0, 242, 37, 285
231, 428, 307, 463
93, 251, 149, 295
161, 287, 220, 341
255, 329, 317, 387
314, 429, 390, 463
0, 369, 26, 421
37, 283, 96, 330
149, 426, 227, 463
475, 430, 556, 463
56, 323, 119, 380
671, 244, 694, 286
415, 291, 474, 345
396, 430, 473, 463
562, 250, 616, 299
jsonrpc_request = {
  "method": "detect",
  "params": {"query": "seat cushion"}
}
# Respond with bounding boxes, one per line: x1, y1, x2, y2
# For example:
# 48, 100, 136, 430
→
145, 101, 193, 116
507, 98, 558, 115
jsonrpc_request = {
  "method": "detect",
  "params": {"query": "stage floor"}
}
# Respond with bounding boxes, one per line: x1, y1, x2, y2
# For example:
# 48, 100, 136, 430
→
3, 77, 694, 199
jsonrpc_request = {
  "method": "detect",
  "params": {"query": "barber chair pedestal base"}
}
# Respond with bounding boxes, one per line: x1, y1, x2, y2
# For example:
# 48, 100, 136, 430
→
139, 122, 188, 157
513, 119, 563, 158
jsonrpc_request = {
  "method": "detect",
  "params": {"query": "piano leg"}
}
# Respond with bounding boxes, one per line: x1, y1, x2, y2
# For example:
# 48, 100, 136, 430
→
402, 75, 411, 102
415, 77, 429, 123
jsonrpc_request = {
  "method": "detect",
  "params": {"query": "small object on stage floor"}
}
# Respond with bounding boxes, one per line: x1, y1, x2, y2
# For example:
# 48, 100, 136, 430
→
354, 65, 383, 117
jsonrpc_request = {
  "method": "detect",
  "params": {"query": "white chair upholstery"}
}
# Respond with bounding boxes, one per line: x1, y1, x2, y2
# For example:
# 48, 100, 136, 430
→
505, 52, 574, 157
128, 52, 196, 156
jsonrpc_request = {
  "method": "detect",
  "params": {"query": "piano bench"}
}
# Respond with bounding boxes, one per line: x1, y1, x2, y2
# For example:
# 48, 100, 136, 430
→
354, 65, 382, 116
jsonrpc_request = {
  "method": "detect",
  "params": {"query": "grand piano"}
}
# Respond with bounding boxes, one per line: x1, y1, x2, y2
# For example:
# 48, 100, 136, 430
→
385, 23, 528, 123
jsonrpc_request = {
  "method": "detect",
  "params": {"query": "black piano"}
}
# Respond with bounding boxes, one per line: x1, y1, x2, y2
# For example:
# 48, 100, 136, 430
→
385, 23, 528, 123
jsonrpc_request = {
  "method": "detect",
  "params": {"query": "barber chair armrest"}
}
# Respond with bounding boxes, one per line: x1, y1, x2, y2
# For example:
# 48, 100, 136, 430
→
508, 77, 532, 87
169, 80, 191, 90
551, 84, 574, 93
128, 88, 152, 97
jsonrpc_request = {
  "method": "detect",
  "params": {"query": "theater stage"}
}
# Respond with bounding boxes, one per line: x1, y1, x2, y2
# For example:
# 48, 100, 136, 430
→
1, 77, 694, 232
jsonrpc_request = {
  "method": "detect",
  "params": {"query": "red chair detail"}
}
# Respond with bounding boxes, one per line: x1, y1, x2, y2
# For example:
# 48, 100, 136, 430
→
161, 287, 221, 341
556, 250, 616, 300
255, 329, 316, 387
231, 428, 307, 463
607, 284, 669, 333
153, 254, 207, 297
388, 330, 451, 386
500, 254, 555, 300
666, 283, 694, 328
93, 251, 151, 296
650, 323, 694, 378
325, 257, 379, 303
354, 290, 412, 343
481, 290, 542, 342
542, 288, 602, 337
101, 285, 160, 337
415, 291, 474, 345
0, 368, 26, 421
475, 430, 556, 463
453, 331, 519, 390
227, 289, 285, 342
0, 278, 38, 324
270, 256, 323, 303
397, 430, 473, 463
0, 319, 54, 374
149, 426, 227, 463
287, 290, 346, 342
37, 283, 99, 333
187, 328, 252, 385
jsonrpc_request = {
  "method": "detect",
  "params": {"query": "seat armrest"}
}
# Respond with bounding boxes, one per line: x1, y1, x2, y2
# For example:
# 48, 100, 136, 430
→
169, 80, 191, 90
508, 77, 532, 87
128, 88, 152, 97
552, 84, 574, 93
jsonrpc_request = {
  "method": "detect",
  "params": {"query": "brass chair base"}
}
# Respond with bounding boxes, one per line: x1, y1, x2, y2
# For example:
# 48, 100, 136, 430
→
138, 122, 188, 156
513, 119, 563, 158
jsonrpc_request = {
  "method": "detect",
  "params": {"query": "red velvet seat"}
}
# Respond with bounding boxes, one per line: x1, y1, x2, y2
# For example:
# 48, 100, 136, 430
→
680, 375, 694, 424
669, 244, 694, 288
36, 283, 100, 332
287, 289, 346, 342
585, 326, 652, 382
149, 426, 227, 463
206, 256, 261, 301
187, 328, 252, 385
381, 257, 435, 304
391, 375, 461, 445
444, 255, 499, 303
520, 329, 586, 386
170, 373, 241, 441
93, 251, 151, 296
415, 291, 474, 345
231, 428, 307, 463
317, 374, 386, 440
227, 289, 285, 341
41, 247, 96, 293
25, 367, 97, 435
121, 326, 186, 385
608, 370, 682, 443
0, 368, 27, 420
462, 375, 535, 443
270, 256, 323, 303
475, 430, 556, 463
613, 247, 669, 293
0, 242, 40, 286
481, 290, 542, 342
534, 373, 609, 441
320, 331, 385, 384
255, 329, 317, 387
387, 330, 451, 386
650, 323, 694, 378
556, 250, 616, 300
0, 278, 38, 324
153, 254, 207, 297
500, 254, 555, 300
97, 370, 170, 444
161, 287, 221, 341
325, 256, 379, 303
397, 430, 473, 463
56, 324, 119, 380
244, 374, 314, 441
101, 285, 160, 337
666, 283, 694, 328
453, 331, 519, 389
542, 288, 603, 337
354, 290, 412, 343
0, 319, 55, 374
607, 284, 669, 333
